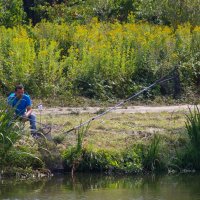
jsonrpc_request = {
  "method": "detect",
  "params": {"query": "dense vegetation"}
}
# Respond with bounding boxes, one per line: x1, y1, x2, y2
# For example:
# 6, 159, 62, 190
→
1, 0, 200, 27
2, 99, 200, 174
62, 107, 200, 173
0, 100, 43, 171
0, 0, 199, 101
0, 21, 199, 100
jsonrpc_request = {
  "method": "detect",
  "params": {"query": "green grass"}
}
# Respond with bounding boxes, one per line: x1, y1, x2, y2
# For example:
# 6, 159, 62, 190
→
0, 99, 45, 171
185, 106, 200, 150
142, 135, 165, 172
3, 106, 195, 174
182, 106, 200, 169
56, 111, 188, 173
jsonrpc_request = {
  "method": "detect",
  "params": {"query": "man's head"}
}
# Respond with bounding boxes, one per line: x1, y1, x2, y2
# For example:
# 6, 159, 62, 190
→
15, 84, 24, 99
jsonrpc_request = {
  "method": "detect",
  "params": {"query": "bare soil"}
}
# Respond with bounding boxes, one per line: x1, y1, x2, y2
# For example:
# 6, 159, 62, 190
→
34, 105, 198, 115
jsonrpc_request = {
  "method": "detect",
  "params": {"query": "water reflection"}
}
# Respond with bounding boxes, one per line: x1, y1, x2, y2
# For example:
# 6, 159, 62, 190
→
1, 173, 200, 200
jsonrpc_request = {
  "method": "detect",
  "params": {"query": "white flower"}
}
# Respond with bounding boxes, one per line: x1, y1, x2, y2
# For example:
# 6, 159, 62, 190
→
38, 104, 43, 111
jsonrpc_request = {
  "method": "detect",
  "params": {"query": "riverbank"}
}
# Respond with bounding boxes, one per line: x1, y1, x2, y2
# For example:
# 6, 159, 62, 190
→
1, 105, 200, 176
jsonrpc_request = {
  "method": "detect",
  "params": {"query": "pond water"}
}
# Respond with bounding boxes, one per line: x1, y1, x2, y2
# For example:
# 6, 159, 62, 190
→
1, 173, 200, 200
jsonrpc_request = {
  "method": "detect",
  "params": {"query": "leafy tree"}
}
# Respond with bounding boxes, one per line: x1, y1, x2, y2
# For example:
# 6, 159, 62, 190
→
0, 0, 25, 27
19, 0, 200, 26
135, 0, 200, 27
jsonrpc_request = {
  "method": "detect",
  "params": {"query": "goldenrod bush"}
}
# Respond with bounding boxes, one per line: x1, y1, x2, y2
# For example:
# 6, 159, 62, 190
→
0, 20, 199, 99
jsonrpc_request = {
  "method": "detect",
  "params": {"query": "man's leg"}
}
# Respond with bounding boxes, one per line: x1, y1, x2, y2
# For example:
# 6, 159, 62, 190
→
28, 114, 37, 137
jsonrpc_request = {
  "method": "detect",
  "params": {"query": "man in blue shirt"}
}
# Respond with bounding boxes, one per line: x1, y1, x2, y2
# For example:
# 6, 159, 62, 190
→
8, 84, 37, 137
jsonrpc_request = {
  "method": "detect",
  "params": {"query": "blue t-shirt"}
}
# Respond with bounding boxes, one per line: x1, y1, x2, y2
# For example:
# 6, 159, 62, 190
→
7, 93, 32, 116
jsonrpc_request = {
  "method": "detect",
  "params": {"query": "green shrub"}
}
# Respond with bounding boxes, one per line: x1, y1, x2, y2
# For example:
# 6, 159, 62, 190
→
63, 144, 143, 173
0, 21, 200, 100
135, 0, 200, 27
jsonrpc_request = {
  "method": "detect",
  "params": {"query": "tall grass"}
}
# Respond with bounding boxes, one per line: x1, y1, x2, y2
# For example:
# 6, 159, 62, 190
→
0, 98, 43, 170
62, 124, 90, 176
0, 99, 22, 168
142, 135, 166, 172
184, 106, 200, 169
186, 107, 200, 149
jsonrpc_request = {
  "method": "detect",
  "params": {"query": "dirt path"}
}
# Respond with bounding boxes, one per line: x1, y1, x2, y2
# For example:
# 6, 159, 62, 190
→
34, 105, 198, 115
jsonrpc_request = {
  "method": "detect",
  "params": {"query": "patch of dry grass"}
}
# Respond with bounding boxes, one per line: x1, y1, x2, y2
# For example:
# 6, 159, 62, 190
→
36, 111, 188, 152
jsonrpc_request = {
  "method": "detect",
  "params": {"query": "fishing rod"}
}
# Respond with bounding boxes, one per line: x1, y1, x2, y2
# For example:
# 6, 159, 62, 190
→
64, 69, 176, 134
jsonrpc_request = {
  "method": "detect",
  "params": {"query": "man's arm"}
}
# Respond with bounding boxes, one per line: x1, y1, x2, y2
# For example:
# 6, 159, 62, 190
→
25, 106, 32, 118
22, 106, 32, 122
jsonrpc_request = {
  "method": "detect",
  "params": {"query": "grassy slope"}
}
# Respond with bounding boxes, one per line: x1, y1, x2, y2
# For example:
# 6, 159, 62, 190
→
6, 109, 191, 174
36, 111, 188, 152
